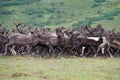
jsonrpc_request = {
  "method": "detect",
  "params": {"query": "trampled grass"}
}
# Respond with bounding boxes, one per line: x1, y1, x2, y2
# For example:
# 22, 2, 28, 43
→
0, 56, 120, 80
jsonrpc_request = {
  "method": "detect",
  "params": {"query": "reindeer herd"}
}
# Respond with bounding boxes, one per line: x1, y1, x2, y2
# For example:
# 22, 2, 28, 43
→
0, 22, 120, 58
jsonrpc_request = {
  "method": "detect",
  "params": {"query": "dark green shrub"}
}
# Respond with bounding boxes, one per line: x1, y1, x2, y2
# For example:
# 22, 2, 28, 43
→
60, 2, 64, 5
44, 20, 51, 25
94, 0, 106, 3
23, 9, 45, 15
45, 8, 56, 13
91, 3, 98, 8
97, 11, 102, 14
70, 13, 75, 17
0, 9, 12, 15
51, 3, 55, 6
0, 0, 40, 7
72, 18, 90, 27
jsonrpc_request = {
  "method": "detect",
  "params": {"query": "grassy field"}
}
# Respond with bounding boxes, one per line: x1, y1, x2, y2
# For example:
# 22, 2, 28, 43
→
0, 0, 120, 31
0, 56, 120, 80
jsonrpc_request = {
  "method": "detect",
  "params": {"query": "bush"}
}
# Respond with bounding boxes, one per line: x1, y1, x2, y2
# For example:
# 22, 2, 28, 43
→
0, 9, 12, 15
45, 8, 56, 13
72, 23, 80, 27
91, 3, 98, 8
94, 9, 120, 21
0, 0, 40, 7
72, 18, 90, 27
37, 14, 43, 17
94, 0, 106, 3
23, 9, 45, 15
60, 2, 64, 5
44, 20, 51, 25
70, 13, 75, 17
97, 11, 102, 14
51, 3, 55, 6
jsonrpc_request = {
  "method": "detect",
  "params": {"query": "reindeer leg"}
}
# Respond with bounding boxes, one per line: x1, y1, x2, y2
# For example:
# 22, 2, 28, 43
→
43, 48, 49, 57
114, 48, 119, 57
80, 46, 85, 57
54, 47, 62, 58
94, 43, 106, 58
74, 50, 78, 57
65, 47, 71, 57
107, 46, 113, 58
102, 48, 105, 54
48, 45, 53, 57
71, 46, 77, 57
91, 46, 96, 57
94, 46, 101, 58
77, 46, 82, 57
38, 47, 44, 58
26, 45, 31, 55
54, 48, 58, 58
1, 44, 5, 54
4, 43, 11, 55
85, 48, 91, 57
20, 46, 26, 56
53, 47, 60, 58
10, 45, 17, 56
74, 48, 78, 57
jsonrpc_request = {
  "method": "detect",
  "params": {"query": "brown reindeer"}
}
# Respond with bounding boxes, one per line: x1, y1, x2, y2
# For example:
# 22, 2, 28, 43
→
94, 30, 120, 58
105, 31, 120, 57
36, 31, 59, 57
77, 37, 103, 57
4, 31, 40, 56
0, 33, 8, 54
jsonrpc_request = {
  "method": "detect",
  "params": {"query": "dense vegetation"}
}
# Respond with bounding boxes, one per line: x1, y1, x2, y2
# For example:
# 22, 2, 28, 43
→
0, 0, 120, 30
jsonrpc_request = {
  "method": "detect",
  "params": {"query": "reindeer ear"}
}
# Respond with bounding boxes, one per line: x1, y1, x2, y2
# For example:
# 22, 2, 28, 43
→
28, 25, 32, 31
88, 17, 94, 26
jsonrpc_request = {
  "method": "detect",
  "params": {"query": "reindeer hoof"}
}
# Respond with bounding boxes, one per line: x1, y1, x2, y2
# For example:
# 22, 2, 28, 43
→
3, 53, 7, 56
0, 53, 3, 57
81, 56, 85, 58
110, 56, 114, 58
80, 54, 83, 57
94, 55, 97, 58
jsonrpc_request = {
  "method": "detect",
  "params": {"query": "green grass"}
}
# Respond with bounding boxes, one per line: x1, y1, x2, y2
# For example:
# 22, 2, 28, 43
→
0, 0, 120, 31
0, 56, 120, 80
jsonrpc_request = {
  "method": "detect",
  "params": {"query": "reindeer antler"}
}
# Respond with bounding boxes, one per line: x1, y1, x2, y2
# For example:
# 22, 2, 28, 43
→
88, 17, 94, 25
0, 22, 3, 27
